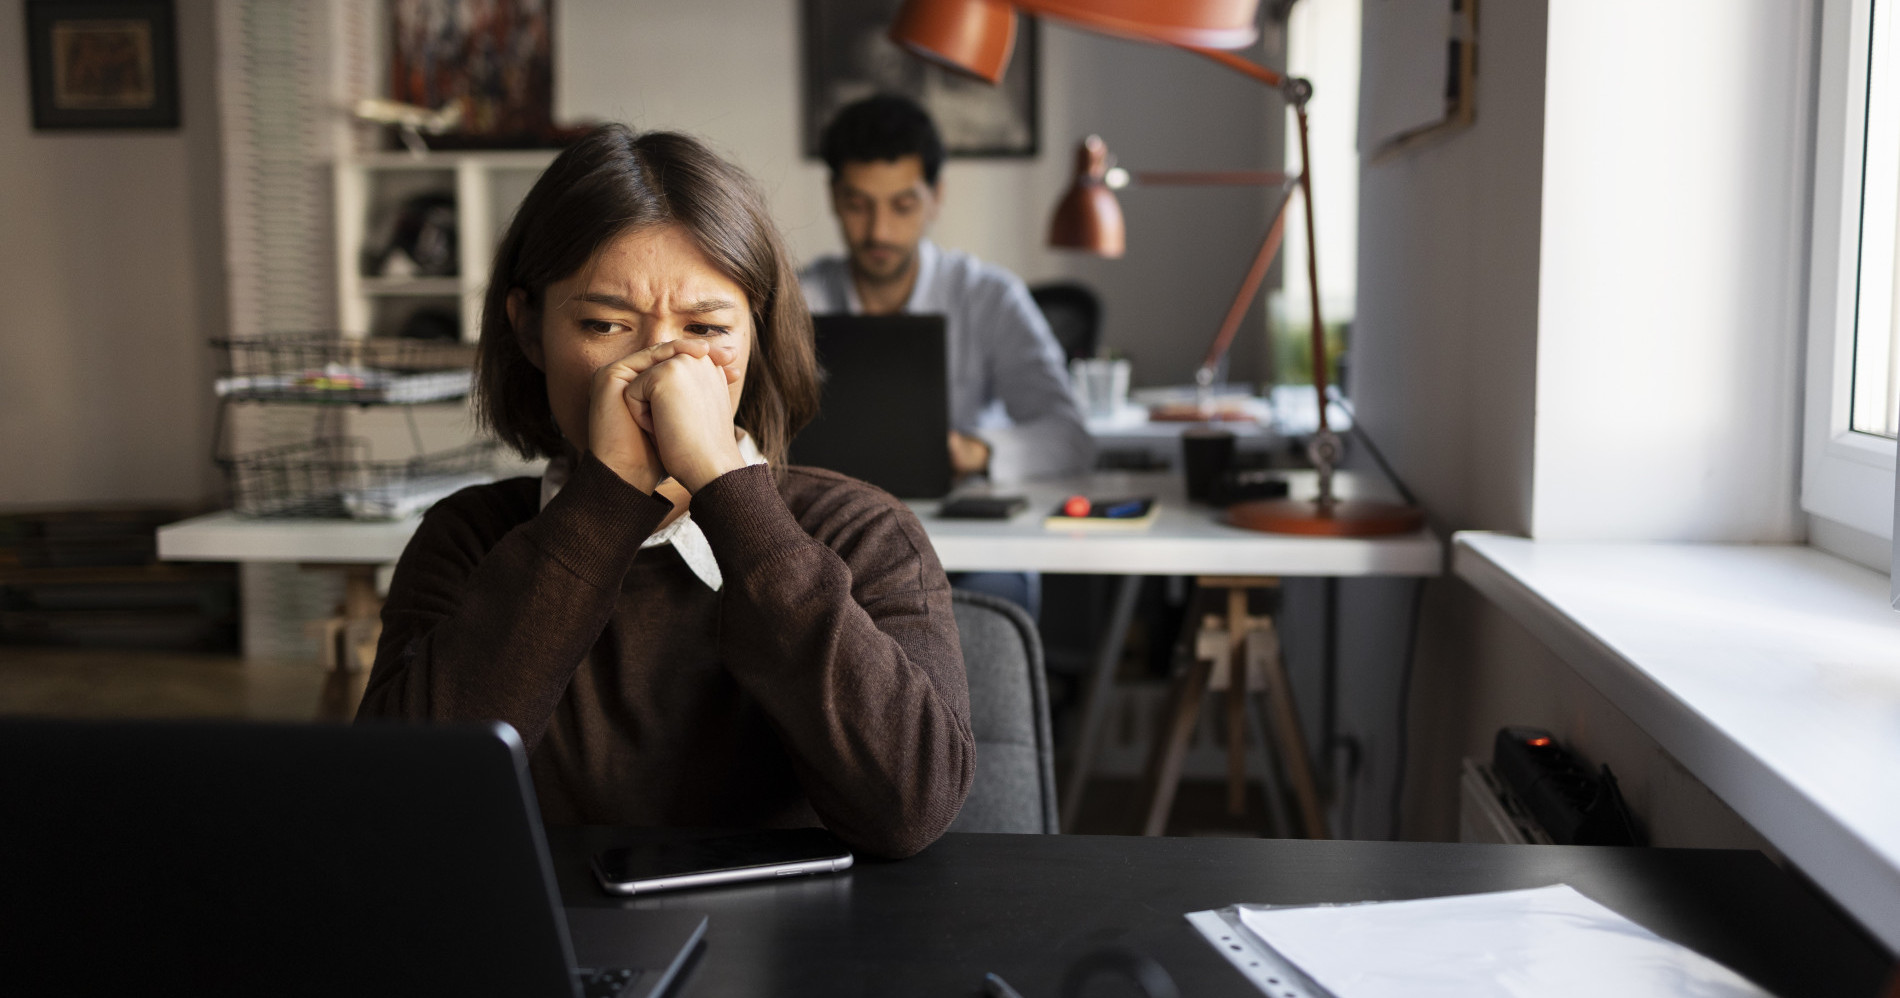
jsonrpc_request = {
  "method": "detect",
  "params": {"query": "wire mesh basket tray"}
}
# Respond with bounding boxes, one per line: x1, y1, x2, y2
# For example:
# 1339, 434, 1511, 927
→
212, 335, 478, 405
220, 438, 500, 519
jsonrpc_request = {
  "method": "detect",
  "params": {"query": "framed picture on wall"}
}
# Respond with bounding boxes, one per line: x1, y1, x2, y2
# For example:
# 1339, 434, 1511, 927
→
803, 0, 1038, 158
25, 0, 180, 130
388, 0, 562, 149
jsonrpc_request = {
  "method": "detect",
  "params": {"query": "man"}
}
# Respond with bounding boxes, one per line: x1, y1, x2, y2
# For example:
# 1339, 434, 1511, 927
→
800, 94, 1093, 486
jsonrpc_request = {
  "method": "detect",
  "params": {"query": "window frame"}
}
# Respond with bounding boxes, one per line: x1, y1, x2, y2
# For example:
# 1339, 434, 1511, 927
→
1804, 0, 1896, 541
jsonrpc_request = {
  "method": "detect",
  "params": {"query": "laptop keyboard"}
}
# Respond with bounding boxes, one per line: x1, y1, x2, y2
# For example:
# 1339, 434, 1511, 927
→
575, 967, 655, 998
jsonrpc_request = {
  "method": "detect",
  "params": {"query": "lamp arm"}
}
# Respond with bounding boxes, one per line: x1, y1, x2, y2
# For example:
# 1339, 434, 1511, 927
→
1185, 43, 1336, 497
1195, 186, 1296, 388
1291, 102, 1329, 438
1185, 46, 1312, 107
1132, 170, 1291, 187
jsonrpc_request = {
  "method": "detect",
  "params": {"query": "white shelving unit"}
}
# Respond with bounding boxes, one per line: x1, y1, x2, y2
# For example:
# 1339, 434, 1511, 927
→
334, 150, 557, 342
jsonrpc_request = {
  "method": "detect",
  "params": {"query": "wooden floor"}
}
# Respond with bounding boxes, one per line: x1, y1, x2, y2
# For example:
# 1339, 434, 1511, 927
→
0, 646, 366, 722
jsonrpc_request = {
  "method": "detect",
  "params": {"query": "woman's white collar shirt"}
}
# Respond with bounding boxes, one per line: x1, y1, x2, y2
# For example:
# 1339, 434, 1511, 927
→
537, 431, 769, 591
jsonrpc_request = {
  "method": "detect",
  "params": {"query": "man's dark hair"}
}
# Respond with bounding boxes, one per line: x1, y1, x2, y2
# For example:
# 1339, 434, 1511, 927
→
476, 125, 820, 467
819, 94, 945, 186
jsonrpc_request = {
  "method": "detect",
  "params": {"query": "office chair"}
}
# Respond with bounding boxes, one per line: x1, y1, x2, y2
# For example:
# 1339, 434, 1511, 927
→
1029, 281, 1102, 365
946, 589, 1059, 834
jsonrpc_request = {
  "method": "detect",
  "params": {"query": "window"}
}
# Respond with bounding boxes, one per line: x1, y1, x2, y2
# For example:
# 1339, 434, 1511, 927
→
1849, 0, 1900, 438
1276, 0, 1359, 387
1803, 0, 1899, 541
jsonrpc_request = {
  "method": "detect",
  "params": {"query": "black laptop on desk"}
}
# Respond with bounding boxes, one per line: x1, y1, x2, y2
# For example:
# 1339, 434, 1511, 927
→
791, 313, 952, 499
0, 718, 705, 998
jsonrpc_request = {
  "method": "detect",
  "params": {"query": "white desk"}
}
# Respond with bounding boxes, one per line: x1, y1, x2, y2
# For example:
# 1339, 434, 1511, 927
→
157, 515, 423, 564
911, 470, 1436, 577
159, 469, 1439, 576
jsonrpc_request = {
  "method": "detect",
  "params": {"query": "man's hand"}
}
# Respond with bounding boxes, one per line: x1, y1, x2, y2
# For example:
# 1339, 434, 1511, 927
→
625, 346, 746, 493
588, 340, 739, 493
948, 431, 991, 476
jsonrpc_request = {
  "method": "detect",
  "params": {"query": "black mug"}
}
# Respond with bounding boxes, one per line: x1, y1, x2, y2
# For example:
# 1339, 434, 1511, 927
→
1181, 429, 1236, 503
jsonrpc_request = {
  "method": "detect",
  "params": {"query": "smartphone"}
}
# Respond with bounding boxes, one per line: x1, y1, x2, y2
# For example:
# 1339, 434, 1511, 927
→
592, 828, 854, 896
937, 495, 1028, 519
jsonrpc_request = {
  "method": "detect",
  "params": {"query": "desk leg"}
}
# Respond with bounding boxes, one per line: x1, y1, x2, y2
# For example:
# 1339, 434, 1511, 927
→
303, 563, 384, 674
1245, 693, 1293, 837
1260, 626, 1329, 839
1225, 588, 1250, 815
1141, 652, 1213, 836
1059, 574, 1143, 833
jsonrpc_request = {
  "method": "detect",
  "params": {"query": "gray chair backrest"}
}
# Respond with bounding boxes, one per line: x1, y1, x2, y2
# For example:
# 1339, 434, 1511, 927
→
946, 589, 1058, 834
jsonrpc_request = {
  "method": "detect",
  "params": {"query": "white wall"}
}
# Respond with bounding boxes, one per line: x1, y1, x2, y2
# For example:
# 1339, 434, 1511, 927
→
556, 0, 1285, 387
1349, 0, 1550, 842
0, 0, 226, 509
1351, 0, 1805, 848
1531, 0, 1810, 542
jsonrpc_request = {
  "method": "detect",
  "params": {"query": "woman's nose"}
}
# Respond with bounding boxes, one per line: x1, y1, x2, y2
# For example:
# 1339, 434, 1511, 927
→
638, 323, 677, 350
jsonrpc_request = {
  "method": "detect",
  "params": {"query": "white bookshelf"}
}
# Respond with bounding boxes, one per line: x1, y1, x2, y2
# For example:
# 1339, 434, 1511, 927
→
334, 150, 557, 342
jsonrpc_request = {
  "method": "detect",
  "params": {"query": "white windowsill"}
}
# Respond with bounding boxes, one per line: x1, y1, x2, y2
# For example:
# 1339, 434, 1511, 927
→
1453, 531, 1900, 955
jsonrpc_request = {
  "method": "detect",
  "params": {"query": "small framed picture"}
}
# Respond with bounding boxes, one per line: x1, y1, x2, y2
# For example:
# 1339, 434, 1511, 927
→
803, 0, 1038, 159
25, 0, 180, 130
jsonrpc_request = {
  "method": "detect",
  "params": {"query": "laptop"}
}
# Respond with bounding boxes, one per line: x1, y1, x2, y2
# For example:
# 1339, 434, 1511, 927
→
0, 718, 706, 998
791, 313, 953, 499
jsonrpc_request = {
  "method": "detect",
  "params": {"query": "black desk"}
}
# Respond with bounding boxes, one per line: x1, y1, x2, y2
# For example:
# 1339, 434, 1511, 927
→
550, 830, 1893, 997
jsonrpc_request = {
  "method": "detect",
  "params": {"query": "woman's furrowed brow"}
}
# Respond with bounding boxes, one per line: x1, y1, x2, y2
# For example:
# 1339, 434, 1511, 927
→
681, 297, 740, 315
572, 291, 638, 311
571, 291, 739, 315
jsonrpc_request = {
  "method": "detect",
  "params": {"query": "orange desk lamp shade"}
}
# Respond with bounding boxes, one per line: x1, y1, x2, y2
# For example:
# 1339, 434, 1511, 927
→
890, 0, 1259, 84
1048, 135, 1126, 257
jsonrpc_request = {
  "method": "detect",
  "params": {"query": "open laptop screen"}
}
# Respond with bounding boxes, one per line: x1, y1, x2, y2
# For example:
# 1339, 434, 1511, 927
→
0, 720, 580, 997
791, 313, 952, 499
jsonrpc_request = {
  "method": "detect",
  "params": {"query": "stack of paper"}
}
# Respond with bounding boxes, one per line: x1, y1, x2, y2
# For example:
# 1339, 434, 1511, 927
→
215, 367, 472, 404
342, 472, 493, 520
1188, 884, 1773, 998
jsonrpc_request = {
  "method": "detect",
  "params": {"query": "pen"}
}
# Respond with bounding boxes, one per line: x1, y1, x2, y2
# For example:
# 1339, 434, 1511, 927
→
983, 971, 1027, 998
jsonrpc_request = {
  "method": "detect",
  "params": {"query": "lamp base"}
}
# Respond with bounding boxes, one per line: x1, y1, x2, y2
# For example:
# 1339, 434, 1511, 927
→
1225, 498, 1424, 537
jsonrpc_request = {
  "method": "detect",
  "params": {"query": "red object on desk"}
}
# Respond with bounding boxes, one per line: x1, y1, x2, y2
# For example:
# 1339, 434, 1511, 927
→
1062, 495, 1092, 518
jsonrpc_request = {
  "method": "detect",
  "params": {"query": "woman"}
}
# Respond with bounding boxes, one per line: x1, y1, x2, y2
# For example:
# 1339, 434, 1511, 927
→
357, 126, 973, 859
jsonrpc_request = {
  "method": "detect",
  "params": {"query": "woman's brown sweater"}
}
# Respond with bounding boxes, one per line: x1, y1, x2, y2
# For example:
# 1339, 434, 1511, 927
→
355, 453, 973, 858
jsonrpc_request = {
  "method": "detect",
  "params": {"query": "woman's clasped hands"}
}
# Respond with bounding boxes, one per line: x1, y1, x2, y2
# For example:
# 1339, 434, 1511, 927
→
588, 339, 746, 496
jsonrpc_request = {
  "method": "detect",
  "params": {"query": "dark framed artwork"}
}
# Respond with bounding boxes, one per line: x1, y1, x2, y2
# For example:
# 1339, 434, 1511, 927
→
803, 0, 1038, 158
25, 0, 179, 130
388, 0, 558, 149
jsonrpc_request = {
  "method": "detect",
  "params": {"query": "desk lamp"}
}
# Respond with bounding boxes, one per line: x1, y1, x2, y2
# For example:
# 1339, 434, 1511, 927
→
890, 0, 1423, 536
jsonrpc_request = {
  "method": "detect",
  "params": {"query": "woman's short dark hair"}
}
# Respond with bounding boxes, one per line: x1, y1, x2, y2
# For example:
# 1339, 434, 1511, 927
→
475, 125, 821, 467
819, 94, 945, 186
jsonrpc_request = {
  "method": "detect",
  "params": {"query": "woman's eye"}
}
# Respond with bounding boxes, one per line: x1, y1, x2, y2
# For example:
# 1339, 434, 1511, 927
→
581, 319, 625, 335
686, 324, 730, 337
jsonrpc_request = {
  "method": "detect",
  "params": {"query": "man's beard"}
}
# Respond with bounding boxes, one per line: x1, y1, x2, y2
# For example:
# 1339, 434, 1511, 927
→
850, 242, 914, 285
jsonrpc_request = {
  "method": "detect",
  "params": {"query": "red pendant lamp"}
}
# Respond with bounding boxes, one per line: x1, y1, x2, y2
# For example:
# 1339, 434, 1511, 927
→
890, 0, 1259, 84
